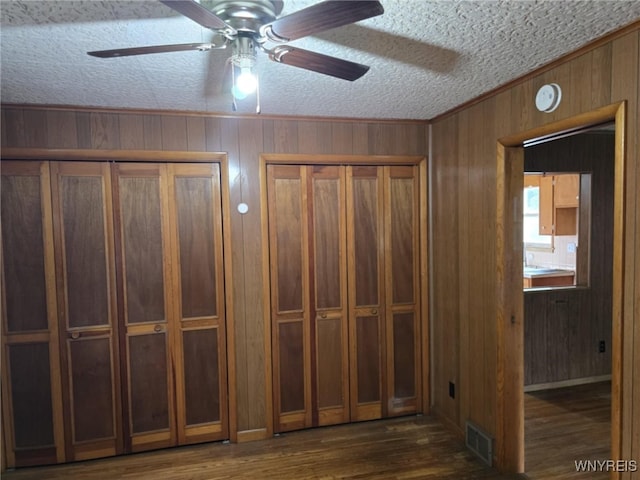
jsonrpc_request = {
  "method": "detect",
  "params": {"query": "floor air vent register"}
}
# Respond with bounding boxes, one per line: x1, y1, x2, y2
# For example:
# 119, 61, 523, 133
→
466, 420, 493, 466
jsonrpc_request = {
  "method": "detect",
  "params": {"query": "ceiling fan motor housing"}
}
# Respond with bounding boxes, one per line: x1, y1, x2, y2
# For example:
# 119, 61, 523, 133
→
205, 0, 283, 34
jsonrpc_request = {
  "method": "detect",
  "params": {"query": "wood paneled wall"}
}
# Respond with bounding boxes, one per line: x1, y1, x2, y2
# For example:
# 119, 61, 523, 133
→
430, 26, 639, 477
524, 133, 614, 386
0, 107, 428, 438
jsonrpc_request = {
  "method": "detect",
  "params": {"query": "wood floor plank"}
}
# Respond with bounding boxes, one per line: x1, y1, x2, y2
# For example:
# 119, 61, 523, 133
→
3, 416, 523, 480
525, 381, 611, 479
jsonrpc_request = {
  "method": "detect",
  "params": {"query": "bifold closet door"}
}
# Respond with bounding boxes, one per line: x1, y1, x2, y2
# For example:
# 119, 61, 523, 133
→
347, 165, 421, 421
168, 163, 228, 445
268, 165, 312, 432
112, 163, 176, 452
113, 162, 229, 450
1, 161, 65, 467
268, 165, 350, 432
50, 162, 122, 462
383, 165, 421, 416
269, 163, 421, 430
347, 166, 386, 421
309, 166, 349, 427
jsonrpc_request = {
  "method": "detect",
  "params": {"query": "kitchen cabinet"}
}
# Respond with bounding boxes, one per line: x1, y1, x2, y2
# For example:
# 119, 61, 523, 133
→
1, 160, 228, 468
538, 174, 579, 236
554, 174, 579, 207
523, 270, 575, 288
267, 164, 421, 433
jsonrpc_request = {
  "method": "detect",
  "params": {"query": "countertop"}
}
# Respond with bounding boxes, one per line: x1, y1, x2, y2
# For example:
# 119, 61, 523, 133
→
523, 267, 575, 278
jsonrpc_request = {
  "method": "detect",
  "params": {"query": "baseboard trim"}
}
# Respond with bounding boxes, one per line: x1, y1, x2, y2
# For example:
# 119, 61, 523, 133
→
236, 428, 269, 443
430, 406, 465, 441
524, 374, 611, 393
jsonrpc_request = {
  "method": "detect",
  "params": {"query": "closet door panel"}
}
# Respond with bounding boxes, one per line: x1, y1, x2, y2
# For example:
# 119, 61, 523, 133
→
267, 165, 311, 432
175, 175, 217, 319
355, 315, 381, 404
7, 344, 54, 449
69, 337, 114, 442
2, 173, 48, 332
310, 166, 348, 426
1, 162, 64, 467
128, 333, 170, 434
51, 162, 121, 461
385, 166, 420, 415
389, 176, 415, 305
170, 164, 228, 444
119, 175, 165, 324
182, 329, 220, 425
114, 163, 174, 452
278, 321, 306, 413
60, 175, 110, 329
392, 312, 416, 398
347, 166, 384, 421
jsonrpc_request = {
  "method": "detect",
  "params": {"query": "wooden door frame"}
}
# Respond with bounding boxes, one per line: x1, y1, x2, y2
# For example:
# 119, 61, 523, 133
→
0, 148, 238, 443
259, 153, 429, 437
495, 102, 626, 474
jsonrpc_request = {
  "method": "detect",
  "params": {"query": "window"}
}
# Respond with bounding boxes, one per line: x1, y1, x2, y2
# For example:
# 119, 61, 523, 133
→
523, 182, 552, 250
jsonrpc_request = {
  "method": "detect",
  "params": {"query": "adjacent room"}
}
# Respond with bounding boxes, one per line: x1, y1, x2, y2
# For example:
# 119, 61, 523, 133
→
1, 1, 639, 479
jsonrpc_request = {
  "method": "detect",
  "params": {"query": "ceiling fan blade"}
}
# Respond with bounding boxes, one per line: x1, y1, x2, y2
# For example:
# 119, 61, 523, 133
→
264, 0, 383, 42
88, 43, 218, 58
158, 0, 235, 33
268, 46, 369, 81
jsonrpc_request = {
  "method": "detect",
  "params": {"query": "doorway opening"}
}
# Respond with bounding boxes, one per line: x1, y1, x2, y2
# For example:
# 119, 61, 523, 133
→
522, 126, 614, 478
495, 102, 626, 475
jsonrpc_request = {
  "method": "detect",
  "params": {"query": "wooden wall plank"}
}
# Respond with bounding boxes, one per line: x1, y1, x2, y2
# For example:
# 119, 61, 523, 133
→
482, 96, 498, 434
2, 108, 25, 147
331, 122, 354, 154
186, 117, 206, 152
591, 43, 612, 107
633, 31, 640, 480
161, 116, 188, 151
430, 114, 460, 426
352, 123, 369, 155
610, 31, 638, 478
237, 119, 266, 431
570, 52, 593, 114
45, 111, 77, 148
90, 113, 121, 150
272, 120, 298, 153
118, 114, 145, 150
204, 117, 223, 152
76, 112, 92, 149
456, 108, 470, 431
143, 115, 162, 150
23, 110, 48, 148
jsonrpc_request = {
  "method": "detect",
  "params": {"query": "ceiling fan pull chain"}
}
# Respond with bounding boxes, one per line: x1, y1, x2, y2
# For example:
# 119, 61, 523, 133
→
256, 73, 261, 115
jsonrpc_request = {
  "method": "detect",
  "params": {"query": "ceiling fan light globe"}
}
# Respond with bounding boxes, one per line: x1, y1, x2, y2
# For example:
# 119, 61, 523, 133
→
236, 69, 258, 96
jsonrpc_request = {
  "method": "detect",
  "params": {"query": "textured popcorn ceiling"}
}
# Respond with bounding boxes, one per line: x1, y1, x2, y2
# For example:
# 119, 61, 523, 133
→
1, 0, 639, 120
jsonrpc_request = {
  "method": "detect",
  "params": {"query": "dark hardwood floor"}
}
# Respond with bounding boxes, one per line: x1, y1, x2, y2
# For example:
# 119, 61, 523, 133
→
3, 383, 609, 480
3, 415, 522, 480
525, 381, 611, 479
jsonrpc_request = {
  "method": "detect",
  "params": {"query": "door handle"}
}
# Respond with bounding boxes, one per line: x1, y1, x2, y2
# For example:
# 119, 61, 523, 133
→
70, 331, 80, 340
154, 324, 163, 333
320, 313, 327, 319
371, 309, 378, 315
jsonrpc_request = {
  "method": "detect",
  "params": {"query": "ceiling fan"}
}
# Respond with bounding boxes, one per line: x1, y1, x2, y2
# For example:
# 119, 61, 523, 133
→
88, 0, 385, 99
